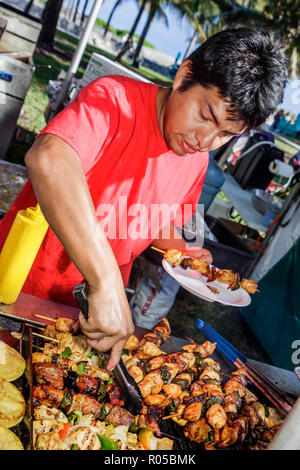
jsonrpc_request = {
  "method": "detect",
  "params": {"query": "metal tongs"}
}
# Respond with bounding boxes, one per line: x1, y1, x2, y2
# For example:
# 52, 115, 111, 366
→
73, 282, 142, 415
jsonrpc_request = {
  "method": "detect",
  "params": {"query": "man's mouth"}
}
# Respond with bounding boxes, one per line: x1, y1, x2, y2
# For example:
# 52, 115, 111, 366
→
181, 138, 198, 154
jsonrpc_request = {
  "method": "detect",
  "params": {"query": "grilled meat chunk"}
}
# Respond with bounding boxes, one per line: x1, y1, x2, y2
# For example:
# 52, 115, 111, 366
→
33, 385, 64, 408
128, 365, 144, 383
206, 403, 227, 431
139, 370, 164, 397
184, 418, 213, 444
64, 426, 101, 450
75, 375, 98, 395
104, 405, 135, 428
144, 394, 170, 408
33, 362, 64, 390
68, 393, 102, 418
36, 431, 69, 450
164, 352, 195, 372
183, 402, 203, 422
33, 419, 65, 447
33, 405, 68, 423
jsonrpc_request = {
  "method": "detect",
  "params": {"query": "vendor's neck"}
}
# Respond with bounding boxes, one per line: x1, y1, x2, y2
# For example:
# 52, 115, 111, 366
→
156, 86, 171, 138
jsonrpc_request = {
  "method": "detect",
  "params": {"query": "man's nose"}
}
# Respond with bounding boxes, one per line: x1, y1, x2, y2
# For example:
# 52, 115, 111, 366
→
196, 130, 218, 150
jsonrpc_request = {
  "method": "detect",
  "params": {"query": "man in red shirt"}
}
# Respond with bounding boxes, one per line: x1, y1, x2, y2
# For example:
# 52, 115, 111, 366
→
0, 28, 287, 369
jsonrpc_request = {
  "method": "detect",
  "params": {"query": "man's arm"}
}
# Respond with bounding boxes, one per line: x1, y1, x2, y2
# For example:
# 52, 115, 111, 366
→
152, 222, 213, 264
25, 134, 134, 370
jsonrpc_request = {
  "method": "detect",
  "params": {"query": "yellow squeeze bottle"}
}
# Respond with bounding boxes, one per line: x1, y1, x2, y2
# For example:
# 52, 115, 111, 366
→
0, 204, 49, 304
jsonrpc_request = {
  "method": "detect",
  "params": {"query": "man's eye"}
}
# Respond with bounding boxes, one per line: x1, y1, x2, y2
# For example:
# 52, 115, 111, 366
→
200, 112, 209, 122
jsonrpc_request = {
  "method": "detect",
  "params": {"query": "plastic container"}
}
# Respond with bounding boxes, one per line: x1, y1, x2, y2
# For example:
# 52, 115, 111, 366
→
0, 204, 48, 304
198, 158, 225, 212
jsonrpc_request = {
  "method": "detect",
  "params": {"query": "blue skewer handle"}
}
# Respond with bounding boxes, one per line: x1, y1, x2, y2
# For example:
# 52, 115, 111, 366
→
194, 318, 246, 364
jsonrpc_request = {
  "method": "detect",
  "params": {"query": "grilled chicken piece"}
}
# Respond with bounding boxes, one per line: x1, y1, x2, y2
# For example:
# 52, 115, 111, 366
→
244, 388, 258, 405
183, 402, 203, 422
32, 352, 52, 363
144, 394, 170, 408
33, 385, 64, 407
43, 324, 57, 339
104, 405, 135, 428
64, 426, 101, 450
190, 381, 204, 397
231, 416, 248, 442
129, 365, 144, 383
36, 431, 69, 450
124, 335, 139, 351
76, 414, 106, 435
55, 333, 87, 354
137, 341, 165, 358
182, 340, 216, 358
242, 403, 266, 428
75, 374, 98, 395
206, 403, 227, 431
139, 370, 164, 397
184, 418, 213, 444
33, 419, 65, 447
55, 317, 76, 333
162, 383, 182, 399
33, 362, 64, 390
202, 383, 224, 398
68, 393, 102, 418
152, 318, 171, 340
147, 356, 167, 371
80, 363, 110, 381
33, 405, 68, 423
55, 357, 78, 376
175, 372, 193, 385
137, 413, 160, 436
164, 352, 195, 372
217, 425, 239, 448
161, 363, 179, 382
240, 278, 259, 294
163, 249, 185, 267
224, 377, 246, 397
198, 367, 220, 382
223, 392, 242, 415
43, 343, 64, 356
261, 424, 280, 442
202, 357, 221, 371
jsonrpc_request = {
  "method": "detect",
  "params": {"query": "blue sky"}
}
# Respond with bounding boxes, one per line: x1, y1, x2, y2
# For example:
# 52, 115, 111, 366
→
89, 0, 299, 116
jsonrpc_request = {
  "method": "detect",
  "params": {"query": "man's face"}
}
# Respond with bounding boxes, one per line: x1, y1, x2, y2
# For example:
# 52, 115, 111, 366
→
160, 62, 246, 156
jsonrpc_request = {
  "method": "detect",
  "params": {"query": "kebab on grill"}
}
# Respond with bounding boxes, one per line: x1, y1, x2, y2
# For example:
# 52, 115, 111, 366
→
162, 248, 259, 294
121, 323, 283, 450
32, 316, 283, 450
31, 317, 173, 450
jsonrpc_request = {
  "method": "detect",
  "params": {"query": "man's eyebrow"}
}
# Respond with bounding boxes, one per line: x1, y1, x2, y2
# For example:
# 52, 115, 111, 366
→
206, 102, 220, 126
206, 101, 243, 136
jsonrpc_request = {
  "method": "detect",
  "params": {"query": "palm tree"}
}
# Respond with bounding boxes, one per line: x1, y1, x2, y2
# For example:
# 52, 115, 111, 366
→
38, 0, 64, 47
115, 0, 148, 62
73, 0, 81, 23
24, 0, 34, 14
81, 0, 90, 26
103, 0, 123, 37
131, 0, 168, 68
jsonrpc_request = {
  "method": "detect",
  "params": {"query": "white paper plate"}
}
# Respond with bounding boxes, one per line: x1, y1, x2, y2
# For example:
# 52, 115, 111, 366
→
162, 259, 251, 307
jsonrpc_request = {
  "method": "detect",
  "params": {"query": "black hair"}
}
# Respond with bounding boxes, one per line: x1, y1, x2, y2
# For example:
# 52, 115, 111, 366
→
179, 28, 288, 129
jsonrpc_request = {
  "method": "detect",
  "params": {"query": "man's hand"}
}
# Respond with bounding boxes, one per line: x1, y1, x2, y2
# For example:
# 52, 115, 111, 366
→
183, 246, 213, 265
79, 281, 134, 371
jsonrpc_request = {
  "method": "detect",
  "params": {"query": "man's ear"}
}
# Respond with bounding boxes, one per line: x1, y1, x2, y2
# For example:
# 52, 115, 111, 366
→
173, 60, 192, 91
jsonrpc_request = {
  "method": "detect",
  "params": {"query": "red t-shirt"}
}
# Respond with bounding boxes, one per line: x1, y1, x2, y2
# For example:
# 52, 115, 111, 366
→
0, 76, 209, 306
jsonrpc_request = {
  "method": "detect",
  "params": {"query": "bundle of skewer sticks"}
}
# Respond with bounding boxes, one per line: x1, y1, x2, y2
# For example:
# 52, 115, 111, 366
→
151, 246, 259, 294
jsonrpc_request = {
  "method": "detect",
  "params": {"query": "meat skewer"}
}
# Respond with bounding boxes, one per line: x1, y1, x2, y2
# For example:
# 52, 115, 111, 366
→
151, 246, 259, 294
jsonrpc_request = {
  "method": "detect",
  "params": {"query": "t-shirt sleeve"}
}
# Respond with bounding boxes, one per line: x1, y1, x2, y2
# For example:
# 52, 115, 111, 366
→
38, 79, 119, 174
